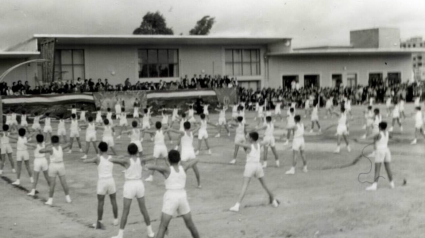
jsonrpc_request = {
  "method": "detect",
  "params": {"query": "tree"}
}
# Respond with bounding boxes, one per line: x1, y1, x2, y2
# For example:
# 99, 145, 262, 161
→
189, 16, 215, 35
133, 11, 173, 35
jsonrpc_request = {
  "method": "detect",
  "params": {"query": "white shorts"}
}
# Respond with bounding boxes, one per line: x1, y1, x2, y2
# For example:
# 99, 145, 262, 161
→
97, 177, 117, 195
57, 128, 67, 136
34, 158, 49, 172
287, 123, 295, 129
16, 151, 30, 161
372, 126, 379, 135
244, 162, 264, 178
311, 115, 319, 121
86, 132, 97, 142
1, 144, 13, 154
133, 112, 139, 118
415, 122, 424, 129
96, 117, 103, 123
218, 118, 226, 126
172, 116, 177, 122
102, 136, 115, 147
21, 121, 28, 127
203, 111, 209, 115
198, 129, 208, 140
10, 120, 18, 126
32, 123, 42, 130
153, 145, 168, 158
48, 162, 66, 177
181, 147, 196, 162
119, 120, 128, 126
132, 140, 143, 152
123, 180, 145, 199
263, 136, 275, 147
336, 125, 348, 136
43, 126, 53, 133
292, 138, 305, 151
235, 134, 246, 144
366, 119, 374, 127
375, 148, 391, 163
275, 109, 281, 115
188, 117, 196, 123
162, 190, 191, 216
142, 124, 150, 130
70, 130, 80, 138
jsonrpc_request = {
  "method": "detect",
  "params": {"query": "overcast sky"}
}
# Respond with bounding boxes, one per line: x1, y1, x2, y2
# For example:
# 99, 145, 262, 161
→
1, 0, 425, 50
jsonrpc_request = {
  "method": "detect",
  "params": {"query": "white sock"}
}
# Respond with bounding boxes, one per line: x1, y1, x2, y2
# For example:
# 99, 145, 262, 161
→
30, 177, 34, 183
65, 195, 72, 203
234, 202, 240, 209
147, 225, 154, 235
0, 170, 3, 175
118, 229, 124, 237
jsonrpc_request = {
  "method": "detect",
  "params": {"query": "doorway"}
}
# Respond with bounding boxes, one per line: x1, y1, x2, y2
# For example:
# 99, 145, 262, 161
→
332, 74, 343, 87
282, 75, 298, 90
368, 73, 383, 87
304, 74, 320, 88
347, 73, 357, 87
387, 72, 401, 87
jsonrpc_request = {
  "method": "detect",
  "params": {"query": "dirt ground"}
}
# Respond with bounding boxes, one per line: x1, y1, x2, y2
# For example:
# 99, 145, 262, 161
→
1, 104, 425, 238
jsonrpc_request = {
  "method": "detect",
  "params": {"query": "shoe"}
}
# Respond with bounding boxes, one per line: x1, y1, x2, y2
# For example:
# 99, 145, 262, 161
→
366, 183, 377, 191
27, 190, 36, 196
12, 180, 20, 185
318, 129, 322, 133
302, 166, 308, 173
81, 155, 88, 159
389, 127, 394, 132
12, 169, 16, 173
145, 175, 153, 182
262, 162, 267, 168
65, 195, 72, 203
309, 129, 313, 133
195, 151, 199, 155
92, 220, 105, 230
271, 199, 280, 208
389, 181, 395, 189
45, 199, 53, 206
276, 160, 280, 167
174, 146, 179, 150
400, 127, 403, 132
215, 134, 221, 138
229, 159, 236, 164
334, 147, 340, 154
361, 135, 366, 139
230, 204, 240, 212
227, 132, 231, 137
67, 150, 72, 154
283, 141, 289, 146
116, 136, 121, 139
347, 146, 351, 152
285, 167, 295, 175
112, 219, 119, 226
411, 139, 417, 145
208, 150, 212, 155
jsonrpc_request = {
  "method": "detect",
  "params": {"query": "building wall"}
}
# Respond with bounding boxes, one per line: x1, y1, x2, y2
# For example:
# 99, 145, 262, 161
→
378, 28, 401, 48
350, 29, 380, 48
0, 58, 38, 87
55, 44, 267, 86
267, 54, 412, 88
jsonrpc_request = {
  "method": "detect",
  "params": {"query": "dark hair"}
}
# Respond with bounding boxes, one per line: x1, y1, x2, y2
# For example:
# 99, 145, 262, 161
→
107, 108, 111, 112
294, 115, 301, 122
238, 105, 244, 111
18, 128, 26, 136
144, 108, 148, 113
132, 120, 138, 127
168, 150, 181, 164
71, 113, 76, 119
290, 108, 294, 113
103, 119, 110, 125
35, 112, 39, 116
36, 134, 44, 143
379, 121, 387, 130
237, 116, 243, 122
266, 116, 272, 122
184, 121, 191, 130
416, 106, 421, 111
341, 107, 346, 112
374, 108, 379, 114
45, 112, 50, 116
121, 108, 125, 112
22, 110, 26, 114
98, 142, 108, 152
368, 106, 372, 110
3, 124, 9, 131
181, 112, 186, 118
156, 121, 162, 129
249, 131, 259, 141
51, 135, 59, 143
127, 143, 138, 155
200, 114, 206, 119
88, 116, 93, 122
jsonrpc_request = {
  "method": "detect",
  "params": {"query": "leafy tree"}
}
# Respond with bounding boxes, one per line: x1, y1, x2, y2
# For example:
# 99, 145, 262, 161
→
133, 11, 173, 35
189, 16, 215, 35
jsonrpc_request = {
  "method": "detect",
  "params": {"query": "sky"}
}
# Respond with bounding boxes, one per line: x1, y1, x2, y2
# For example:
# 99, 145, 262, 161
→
1, 0, 425, 50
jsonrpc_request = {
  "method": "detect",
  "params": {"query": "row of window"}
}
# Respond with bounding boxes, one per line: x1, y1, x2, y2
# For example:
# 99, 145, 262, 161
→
53, 48, 261, 80
401, 43, 424, 48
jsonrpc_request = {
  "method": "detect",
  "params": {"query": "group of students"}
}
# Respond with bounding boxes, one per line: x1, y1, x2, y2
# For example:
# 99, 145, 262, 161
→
1, 94, 424, 237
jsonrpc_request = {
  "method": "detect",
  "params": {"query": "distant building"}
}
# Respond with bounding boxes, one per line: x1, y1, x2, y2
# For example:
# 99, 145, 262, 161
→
400, 37, 425, 80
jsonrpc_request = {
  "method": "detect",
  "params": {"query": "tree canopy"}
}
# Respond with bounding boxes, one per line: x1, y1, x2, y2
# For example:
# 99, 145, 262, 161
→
189, 16, 215, 35
133, 11, 173, 35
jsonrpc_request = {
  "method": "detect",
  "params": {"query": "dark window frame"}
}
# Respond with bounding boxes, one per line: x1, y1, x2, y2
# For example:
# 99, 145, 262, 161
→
138, 49, 179, 78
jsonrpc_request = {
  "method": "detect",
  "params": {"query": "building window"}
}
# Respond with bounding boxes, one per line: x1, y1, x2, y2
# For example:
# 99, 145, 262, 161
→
413, 44, 416, 48
413, 57, 416, 61
347, 73, 357, 87
225, 49, 260, 76
408, 44, 411, 48
54, 49, 85, 80
138, 49, 179, 78
413, 64, 416, 68
419, 63, 423, 67
418, 56, 422, 60
420, 43, 423, 47
387, 72, 401, 86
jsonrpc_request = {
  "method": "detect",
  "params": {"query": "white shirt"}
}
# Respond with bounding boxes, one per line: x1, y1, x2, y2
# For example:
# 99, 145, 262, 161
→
165, 166, 186, 190
130, 129, 140, 142
17, 137, 28, 151
34, 143, 46, 159
98, 155, 113, 179
125, 158, 142, 180
294, 123, 304, 138
265, 123, 274, 137
246, 143, 260, 163
154, 130, 165, 146
376, 131, 389, 151
181, 131, 193, 148
50, 146, 63, 163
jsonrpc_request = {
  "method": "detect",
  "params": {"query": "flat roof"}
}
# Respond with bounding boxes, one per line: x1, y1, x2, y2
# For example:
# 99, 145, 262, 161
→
268, 48, 425, 56
33, 34, 290, 46
0, 52, 40, 58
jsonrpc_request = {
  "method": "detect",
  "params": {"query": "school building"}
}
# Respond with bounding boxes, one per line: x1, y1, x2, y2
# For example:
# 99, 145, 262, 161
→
1, 27, 425, 90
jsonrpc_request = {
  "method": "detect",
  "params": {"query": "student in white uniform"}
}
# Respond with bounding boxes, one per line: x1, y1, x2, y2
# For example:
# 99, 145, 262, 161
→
174, 113, 188, 150
286, 115, 308, 175
67, 114, 83, 153
94, 107, 103, 124
157, 107, 173, 142
101, 119, 117, 155
283, 107, 296, 145
79, 106, 87, 122
325, 97, 333, 119
232, 102, 240, 120
238, 105, 247, 124
253, 116, 279, 168
30, 112, 43, 134
345, 97, 353, 118
114, 99, 122, 118
106, 108, 114, 126
144, 122, 169, 182
228, 116, 248, 165
9, 128, 33, 185
186, 104, 196, 123
141, 108, 153, 142
57, 114, 68, 144
133, 98, 140, 119
117, 108, 129, 139
310, 102, 321, 133
332, 107, 351, 153
274, 100, 283, 121
81, 116, 99, 159
304, 97, 310, 118
168, 105, 180, 129
229, 132, 280, 212
389, 99, 403, 132
414, 96, 421, 108
0, 125, 15, 175
214, 105, 230, 138
201, 103, 210, 120
146, 150, 200, 238
10, 109, 19, 131
399, 97, 406, 120
366, 122, 395, 191
169, 121, 201, 188
26, 134, 51, 196
20, 110, 29, 130
195, 114, 216, 155
411, 106, 425, 144
386, 96, 393, 117
39, 135, 72, 206
68, 104, 78, 116
361, 106, 374, 139
83, 142, 119, 229
42, 112, 53, 140
256, 102, 265, 127
109, 143, 155, 238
